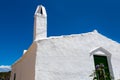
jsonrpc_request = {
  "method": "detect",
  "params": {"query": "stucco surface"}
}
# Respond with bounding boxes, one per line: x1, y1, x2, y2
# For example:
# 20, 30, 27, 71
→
11, 5, 120, 80
10, 43, 37, 80
11, 31, 120, 80
34, 5, 47, 41
35, 31, 120, 80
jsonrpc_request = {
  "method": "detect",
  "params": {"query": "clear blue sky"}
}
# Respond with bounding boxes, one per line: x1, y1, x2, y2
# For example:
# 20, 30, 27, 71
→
0, 0, 120, 66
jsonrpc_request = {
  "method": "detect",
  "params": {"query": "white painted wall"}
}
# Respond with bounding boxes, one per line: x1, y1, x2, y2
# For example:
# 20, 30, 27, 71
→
10, 43, 37, 80
10, 31, 120, 80
10, 5, 120, 80
34, 5, 47, 41
35, 31, 120, 80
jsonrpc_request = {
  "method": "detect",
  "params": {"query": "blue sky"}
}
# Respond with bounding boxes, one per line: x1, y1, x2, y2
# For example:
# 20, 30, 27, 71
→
0, 0, 120, 69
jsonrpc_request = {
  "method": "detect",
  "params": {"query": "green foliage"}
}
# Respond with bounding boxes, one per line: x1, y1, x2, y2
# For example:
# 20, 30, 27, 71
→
89, 63, 112, 80
0, 71, 11, 80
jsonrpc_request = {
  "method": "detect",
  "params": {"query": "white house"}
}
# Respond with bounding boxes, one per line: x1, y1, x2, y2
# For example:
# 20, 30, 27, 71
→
10, 5, 120, 80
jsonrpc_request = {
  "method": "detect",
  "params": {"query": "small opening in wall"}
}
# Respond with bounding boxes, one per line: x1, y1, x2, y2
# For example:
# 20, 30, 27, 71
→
14, 73, 16, 80
40, 8, 43, 15
93, 55, 111, 80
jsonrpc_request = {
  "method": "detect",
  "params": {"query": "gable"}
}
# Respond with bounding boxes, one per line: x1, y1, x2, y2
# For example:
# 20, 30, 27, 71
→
36, 31, 120, 57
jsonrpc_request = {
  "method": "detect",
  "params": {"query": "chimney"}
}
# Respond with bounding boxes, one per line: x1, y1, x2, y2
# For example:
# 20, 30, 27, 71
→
34, 5, 47, 41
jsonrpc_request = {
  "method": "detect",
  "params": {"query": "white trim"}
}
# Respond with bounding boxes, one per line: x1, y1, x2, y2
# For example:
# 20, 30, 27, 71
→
90, 47, 114, 79
90, 47, 111, 57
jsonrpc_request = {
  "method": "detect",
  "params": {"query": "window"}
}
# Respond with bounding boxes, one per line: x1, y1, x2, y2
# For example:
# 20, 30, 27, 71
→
93, 55, 111, 80
13, 73, 16, 80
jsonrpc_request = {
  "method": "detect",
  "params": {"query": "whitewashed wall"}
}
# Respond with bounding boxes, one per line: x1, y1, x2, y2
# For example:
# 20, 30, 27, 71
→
10, 31, 120, 80
10, 43, 37, 80
35, 31, 120, 80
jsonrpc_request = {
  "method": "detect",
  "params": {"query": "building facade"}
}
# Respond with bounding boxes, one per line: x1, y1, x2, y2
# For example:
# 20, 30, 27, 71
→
10, 5, 120, 80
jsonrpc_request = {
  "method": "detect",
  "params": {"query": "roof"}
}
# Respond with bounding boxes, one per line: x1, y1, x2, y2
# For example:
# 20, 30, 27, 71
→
12, 30, 120, 67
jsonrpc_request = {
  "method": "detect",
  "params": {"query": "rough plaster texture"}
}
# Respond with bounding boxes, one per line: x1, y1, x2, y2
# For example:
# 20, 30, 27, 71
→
34, 5, 47, 41
34, 31, 120, 80
11, 31, 120, 80
11, 5, 120, 80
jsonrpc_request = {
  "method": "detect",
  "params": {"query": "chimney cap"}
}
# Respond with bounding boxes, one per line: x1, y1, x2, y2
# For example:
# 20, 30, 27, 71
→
35, 5, 47, 17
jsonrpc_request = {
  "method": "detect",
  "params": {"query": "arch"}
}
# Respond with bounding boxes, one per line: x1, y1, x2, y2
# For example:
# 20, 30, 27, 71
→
90, 47, 114, 79
35, 5, 47, 17
90, 47, 111, 57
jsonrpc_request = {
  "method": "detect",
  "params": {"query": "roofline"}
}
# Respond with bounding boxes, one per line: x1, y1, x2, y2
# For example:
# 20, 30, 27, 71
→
11, 29, 120, 67
35, 30, 98, 41
11, 42, 37, 67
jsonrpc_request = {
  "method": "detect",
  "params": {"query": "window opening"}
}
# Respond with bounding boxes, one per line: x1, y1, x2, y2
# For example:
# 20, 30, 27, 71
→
14, 73, 16, 80
40, 8, 43, 14
93, 55, 111, 80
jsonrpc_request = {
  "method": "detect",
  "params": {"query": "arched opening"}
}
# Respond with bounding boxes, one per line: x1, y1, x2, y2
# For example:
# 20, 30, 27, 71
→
40, 7, 43, 14
34, 5, 47, 17
90, 47, 114, 80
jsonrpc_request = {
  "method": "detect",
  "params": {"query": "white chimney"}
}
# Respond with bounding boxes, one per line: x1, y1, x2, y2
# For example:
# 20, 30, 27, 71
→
34, 5, 47, 41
